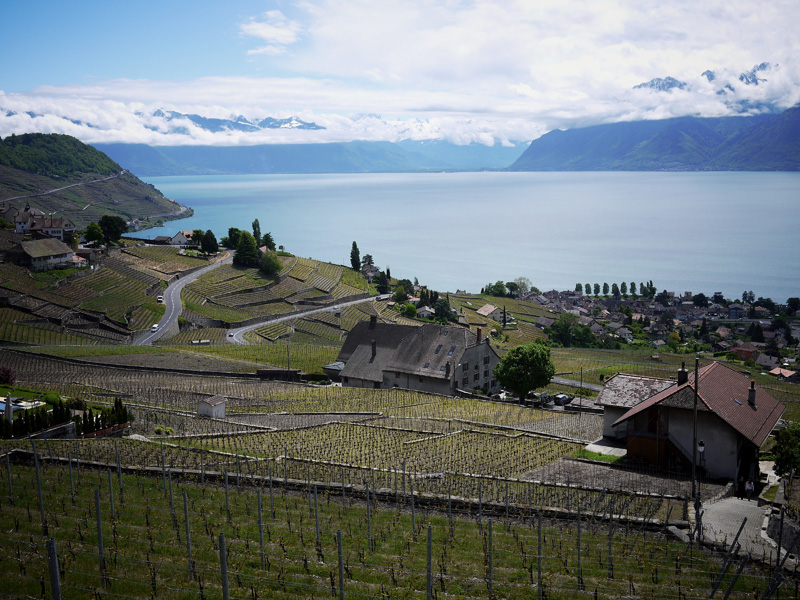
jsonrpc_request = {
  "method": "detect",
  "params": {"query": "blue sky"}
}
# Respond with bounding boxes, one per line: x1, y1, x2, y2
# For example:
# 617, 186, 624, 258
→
2, 0, 799, 145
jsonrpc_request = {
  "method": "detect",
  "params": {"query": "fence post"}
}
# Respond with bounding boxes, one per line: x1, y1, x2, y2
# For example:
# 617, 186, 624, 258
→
488, 519, 494, 599
224, 470, 230, 521
219, 532, 229, 600
68, 452, 74, 501
115, 439, 122, 496
366, 483, 372, 552
200, 452, 204, 485
314, 485, 321, 555
537, 510, 543, 600
269, 463, 275, 518
337, 529, 345, 600
178, 490, 193, 581
33, 441, 47, 535
427, 524, 433, 600
448, 483, 453, 537
107, 469, 115, 521
5, 451, 12, 505
95, 489, 106, 573
160, 441, 167, 494
577, 505, 583, 590
47, 538, 61, 600
257, 489, 265, 569
411, 479, 416, 537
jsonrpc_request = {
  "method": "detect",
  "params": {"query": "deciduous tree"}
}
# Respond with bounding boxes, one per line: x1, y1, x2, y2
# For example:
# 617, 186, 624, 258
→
98, 215, 127, 244
84, 222, 104, 245
773, 423, 800, 478
492, 340, 555, 402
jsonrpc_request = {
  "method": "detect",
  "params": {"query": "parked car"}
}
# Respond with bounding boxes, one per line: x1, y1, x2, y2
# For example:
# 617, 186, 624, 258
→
554, 393, 573, 406
157, 295, 164, 303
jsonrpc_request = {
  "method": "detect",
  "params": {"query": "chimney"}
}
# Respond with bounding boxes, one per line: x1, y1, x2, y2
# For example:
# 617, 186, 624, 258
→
369, 315, 377, 329
371, 339, 376, 360
445, 361, 451, 378
477, 327, 482, 344
748, 380, 757, 407
677, 362, 688, 385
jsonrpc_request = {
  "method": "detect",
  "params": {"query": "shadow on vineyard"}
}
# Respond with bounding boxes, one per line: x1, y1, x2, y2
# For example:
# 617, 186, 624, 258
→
0, 348, 796, 598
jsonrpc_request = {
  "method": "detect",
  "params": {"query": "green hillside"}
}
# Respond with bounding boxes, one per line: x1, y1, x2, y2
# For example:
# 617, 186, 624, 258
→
0, 133, 188, 228
0, 132, 120, 177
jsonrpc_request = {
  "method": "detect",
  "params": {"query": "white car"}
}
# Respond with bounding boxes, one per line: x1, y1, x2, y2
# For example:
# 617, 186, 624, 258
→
157, 295, 164, 303
151, 324, 159, 332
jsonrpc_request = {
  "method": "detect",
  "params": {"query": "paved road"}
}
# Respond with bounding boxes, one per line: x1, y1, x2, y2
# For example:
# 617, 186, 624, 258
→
552, 376, 603, 392
701, 497, 776, 558
2, 172, 121, 202
135, 253, 232, 345
227, 295, 379, 344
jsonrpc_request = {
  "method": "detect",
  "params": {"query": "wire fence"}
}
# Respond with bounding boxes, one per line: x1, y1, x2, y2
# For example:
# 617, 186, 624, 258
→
1, 448, 791, 600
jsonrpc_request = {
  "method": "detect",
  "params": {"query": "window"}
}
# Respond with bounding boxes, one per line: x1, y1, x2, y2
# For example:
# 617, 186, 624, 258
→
463, 377, 469, 386
440, 366, 446, 371
396, 372, 400, 378
462, 362, 469, 371
434, 344, 443, 354
424, 362, 430, 368
483, 356, 490, 365
419, 376, 423, 382
484, 370, 489, 379
474, 374, 479, 382
448, 345, 456, 356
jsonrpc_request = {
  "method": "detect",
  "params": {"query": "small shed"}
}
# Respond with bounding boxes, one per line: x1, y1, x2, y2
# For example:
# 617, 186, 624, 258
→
198, 395, 226, 419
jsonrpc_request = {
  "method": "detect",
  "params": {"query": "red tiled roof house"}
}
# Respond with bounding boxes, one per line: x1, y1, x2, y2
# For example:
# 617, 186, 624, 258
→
612, 362, 784, 482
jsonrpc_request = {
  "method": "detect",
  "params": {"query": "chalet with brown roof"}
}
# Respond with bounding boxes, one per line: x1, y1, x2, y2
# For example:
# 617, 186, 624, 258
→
612, 362, 784, 482
8, 238, 76, 271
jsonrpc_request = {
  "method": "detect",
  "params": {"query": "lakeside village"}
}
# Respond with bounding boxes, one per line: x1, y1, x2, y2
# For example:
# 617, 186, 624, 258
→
4, 201, 800, 597
0, 199, 798, 381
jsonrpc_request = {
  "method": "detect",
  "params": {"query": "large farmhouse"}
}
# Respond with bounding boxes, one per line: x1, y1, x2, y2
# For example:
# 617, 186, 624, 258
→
8, 238, 76, 271
596, 361, 784, 482
331, 317, 501, 395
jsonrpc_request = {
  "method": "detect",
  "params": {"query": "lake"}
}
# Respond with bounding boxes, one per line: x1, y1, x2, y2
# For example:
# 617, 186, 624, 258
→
140, 172, 800, 302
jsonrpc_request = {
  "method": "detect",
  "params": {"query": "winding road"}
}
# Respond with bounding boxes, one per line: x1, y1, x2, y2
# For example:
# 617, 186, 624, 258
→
134, 253, 233, 345
227, 295, 379, 344
134, 252, 378, 346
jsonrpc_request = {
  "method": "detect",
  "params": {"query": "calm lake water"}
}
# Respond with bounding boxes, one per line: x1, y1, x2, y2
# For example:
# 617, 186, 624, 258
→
141, 172, 800, 302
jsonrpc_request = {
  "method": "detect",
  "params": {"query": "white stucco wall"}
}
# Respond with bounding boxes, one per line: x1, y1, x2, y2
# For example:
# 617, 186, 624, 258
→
667, 409, 739, 481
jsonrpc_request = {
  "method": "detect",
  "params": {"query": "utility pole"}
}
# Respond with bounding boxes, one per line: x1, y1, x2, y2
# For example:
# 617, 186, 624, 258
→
691, 357, 699, 504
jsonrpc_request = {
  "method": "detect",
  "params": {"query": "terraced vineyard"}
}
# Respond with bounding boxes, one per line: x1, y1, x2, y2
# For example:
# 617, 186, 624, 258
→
3, 347, 696, 516
180, 255, 367, 329
0, 448, 776, 599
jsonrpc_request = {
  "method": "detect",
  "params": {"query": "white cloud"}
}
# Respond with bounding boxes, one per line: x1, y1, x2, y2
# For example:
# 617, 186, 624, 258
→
239, 10, 302, 56
2, 0, 799, 146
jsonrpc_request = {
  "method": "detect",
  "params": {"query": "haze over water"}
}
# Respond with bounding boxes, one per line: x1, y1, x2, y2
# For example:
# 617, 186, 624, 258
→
141, 171, 800, 302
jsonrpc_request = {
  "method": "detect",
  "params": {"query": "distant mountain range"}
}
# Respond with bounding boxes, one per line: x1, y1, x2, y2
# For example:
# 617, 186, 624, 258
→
92, 139, 527, 176
147, 109, 325, 133
510, 105, 800, 171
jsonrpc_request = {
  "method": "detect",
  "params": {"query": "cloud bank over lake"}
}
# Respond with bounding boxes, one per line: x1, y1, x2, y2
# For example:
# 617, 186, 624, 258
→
2, 0, 799, 146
